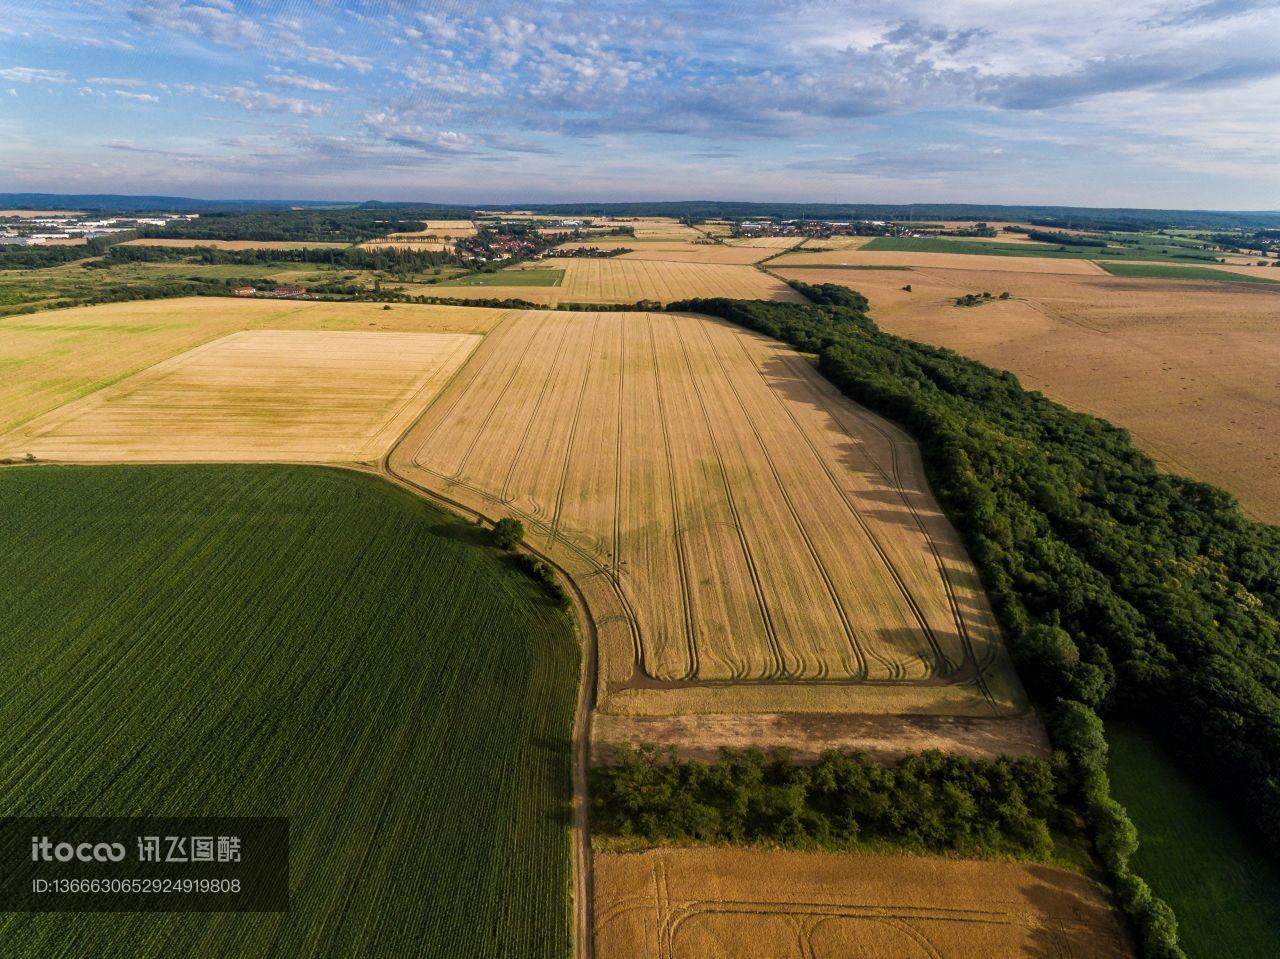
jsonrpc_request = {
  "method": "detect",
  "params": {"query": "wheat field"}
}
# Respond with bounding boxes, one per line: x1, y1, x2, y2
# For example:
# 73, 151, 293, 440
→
430, 258, 802, 305
0, 297, 510, 436
3, 330, 480, 463
595, 848, 1129, 959
391, 308, 1022, 718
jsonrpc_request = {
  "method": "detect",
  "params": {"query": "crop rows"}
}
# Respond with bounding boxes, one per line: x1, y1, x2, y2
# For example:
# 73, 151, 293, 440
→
0, 465, 577, 958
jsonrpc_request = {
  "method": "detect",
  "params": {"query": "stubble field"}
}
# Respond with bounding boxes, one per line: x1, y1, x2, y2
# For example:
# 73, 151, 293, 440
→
775, 265, 1280, 521
0, 297, 509, 436
431, 257, 804, 304
771, 248, 1108, 274
595, 848, 1130, 958
390, 307, 1024, 721
3, 329, 480, 463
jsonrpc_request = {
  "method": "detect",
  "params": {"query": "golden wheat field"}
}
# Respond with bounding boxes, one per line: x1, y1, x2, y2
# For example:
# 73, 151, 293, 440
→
0, 297, 509, 436
771, 248, 1108, 274
390, 307, 1023, 719
595, 848, 1131, 959
2, 329, 480, 463
777, 265, 1280, 522
434, 258, 804, 304
723, 236, 805, 249
799, 236, 873, 250
617, 244, 776, 265
358, 239, 452, 251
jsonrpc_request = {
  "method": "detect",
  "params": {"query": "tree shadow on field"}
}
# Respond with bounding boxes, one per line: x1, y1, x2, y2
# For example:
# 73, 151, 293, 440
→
535, 734, 575, 829
1019, 865, 1132, 959
426, 515, 493, 549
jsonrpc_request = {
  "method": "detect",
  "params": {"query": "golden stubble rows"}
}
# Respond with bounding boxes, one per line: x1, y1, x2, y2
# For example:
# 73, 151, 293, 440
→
430, 257, 805, 305
391, 308, 1023, 718
595, 848, 1130, 959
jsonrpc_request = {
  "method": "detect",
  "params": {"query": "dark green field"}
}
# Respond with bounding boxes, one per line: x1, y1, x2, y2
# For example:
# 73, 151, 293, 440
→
441, 269, 564, 287
1108, 724, 1280, 958
863, 235, 1221, 262
1099, 262, 1279, 284
0, 465, 577, 958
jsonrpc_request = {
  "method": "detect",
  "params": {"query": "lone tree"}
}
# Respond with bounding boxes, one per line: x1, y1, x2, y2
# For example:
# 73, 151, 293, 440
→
492, 517, 525, 550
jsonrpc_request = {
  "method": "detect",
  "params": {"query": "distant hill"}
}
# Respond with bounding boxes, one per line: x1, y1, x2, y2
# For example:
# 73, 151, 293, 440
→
0, 194, 349, 213
4, 193, 1278, 230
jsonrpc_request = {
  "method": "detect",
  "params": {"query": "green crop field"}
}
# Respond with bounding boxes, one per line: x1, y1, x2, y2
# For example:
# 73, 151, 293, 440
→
0, 464, 577, 958
1108, 724, 1280, 958
863, 236, 1221, 263
440, 269, 564, 287
1099, 262, 1279, 284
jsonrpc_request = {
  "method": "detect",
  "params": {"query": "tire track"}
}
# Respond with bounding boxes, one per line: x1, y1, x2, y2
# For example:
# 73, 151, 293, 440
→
499, 309, 579, 506
670, 314, 787, 680
771, 349, 996, 705
691, 318, 865, 682
645, 313, 700, 681
548, 313, 603, 549
723, 327, 954, 678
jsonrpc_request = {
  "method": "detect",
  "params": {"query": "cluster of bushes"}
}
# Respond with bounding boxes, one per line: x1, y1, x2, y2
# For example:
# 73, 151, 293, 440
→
488, 518, 569, 608
665, 283, 1280, 957
1026, 230, 1108, 247
592, 746, 1057, 858
955, 291, 1010, 307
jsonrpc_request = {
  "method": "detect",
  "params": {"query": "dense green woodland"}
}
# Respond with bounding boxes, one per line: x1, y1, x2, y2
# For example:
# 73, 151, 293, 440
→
593, 746, 1057, 859
0, 466, 576, 958
138, 208, 438, 242
671, 283, 1280, 957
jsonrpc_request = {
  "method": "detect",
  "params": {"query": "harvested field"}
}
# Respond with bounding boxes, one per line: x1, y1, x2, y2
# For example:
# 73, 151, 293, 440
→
771, 248, 1108, 274
0, 297, 507, 435
385, 219, 476, 238
777, 266, 1280, 521
359, 239, 451, 251
800, 236, 872, 250
432, 258, 803, 305
121, 238, 351, 250
390, 308, 1023, 719
593, 710, 1048, 764
723, 236, 805, 249
4, 330, 479, 463
616, 244, 773, 265
595, 848, 1130, 958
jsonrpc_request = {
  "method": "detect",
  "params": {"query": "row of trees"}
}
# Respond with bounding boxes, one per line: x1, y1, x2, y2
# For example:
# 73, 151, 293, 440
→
665, 284, 1280, 957
592, 746, 1057, 858
103, 243, 455, 274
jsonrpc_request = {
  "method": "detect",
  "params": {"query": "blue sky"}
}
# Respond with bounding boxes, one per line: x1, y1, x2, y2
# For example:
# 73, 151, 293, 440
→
1, 0, 1278, 207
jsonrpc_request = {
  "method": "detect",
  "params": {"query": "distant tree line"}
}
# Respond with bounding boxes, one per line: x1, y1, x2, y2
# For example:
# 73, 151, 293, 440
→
139, 208, 431, 243
592, 746, 1057, 858
0, 233, 134, 270
102, 243, 456, 273
664, 283, 1280, 958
